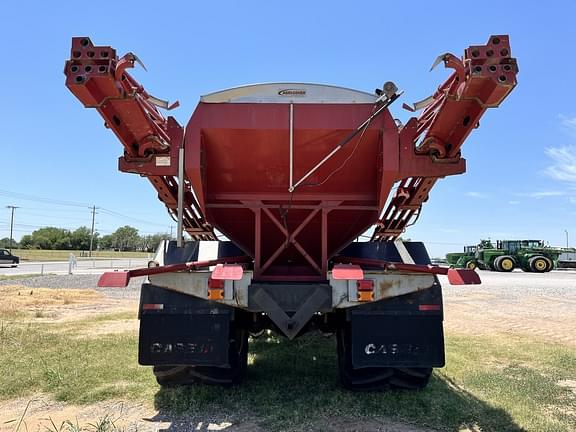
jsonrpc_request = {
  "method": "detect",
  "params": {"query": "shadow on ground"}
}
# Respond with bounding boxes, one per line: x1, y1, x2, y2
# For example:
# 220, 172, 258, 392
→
148, 334, 525, 432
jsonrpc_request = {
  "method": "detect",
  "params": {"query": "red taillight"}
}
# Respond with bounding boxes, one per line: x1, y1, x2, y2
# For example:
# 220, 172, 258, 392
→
142, 303, 164, 310
207, 277, 225, 300
357, 279, 374, 291
208, 278, 225, 289
419, 304, 441, 311
357, 279, 374, 302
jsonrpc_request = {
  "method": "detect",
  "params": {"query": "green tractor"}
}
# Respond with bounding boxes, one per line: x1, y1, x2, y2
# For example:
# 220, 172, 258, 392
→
445, 245, 478, 270
447, 240, 564, 273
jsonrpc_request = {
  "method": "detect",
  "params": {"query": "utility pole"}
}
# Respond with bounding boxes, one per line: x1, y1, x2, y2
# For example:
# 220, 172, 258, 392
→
565, 229, 569, 248
89, 206, 98, 257
6, 206, 18, 253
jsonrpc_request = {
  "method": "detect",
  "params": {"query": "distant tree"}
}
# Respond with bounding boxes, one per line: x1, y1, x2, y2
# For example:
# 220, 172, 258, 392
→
140, 232, 171, 252
0, 237, 20, 249
70, 226, 94, 250
99, 234, 114, 250
19, 235, 33, 249
111, 226, 140, 251
29, 227, 71, 250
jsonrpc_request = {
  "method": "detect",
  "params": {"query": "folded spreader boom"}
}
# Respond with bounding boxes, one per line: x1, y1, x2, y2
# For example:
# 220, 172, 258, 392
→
65, 35, 517, 390
64, 38, 215, 241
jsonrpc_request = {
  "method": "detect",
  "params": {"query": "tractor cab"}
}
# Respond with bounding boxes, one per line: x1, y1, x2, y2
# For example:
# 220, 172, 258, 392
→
497, 240, 544, 253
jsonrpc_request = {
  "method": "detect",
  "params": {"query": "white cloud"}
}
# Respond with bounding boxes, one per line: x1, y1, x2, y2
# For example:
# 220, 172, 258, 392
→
508, 200, 520, 205
466, 191, 488, 198
543, 116, 576, 204
530, 191, 565, 198
516, 191, 565, 199
544, 146, 576, 186
560, 114, 576, 133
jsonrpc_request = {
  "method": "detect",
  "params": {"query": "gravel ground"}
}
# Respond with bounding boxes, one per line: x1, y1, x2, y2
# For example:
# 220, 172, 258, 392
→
440, 269, 576, 345
442, 268, 576, 298
0, 274, 145, 299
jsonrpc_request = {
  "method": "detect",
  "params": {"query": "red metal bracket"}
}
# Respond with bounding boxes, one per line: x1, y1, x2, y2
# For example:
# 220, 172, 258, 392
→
333, 256, 481, 285
98, 255, 251, 287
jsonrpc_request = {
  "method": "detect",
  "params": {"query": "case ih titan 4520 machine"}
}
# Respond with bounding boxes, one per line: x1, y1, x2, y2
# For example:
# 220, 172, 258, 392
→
65, 36, 517, 390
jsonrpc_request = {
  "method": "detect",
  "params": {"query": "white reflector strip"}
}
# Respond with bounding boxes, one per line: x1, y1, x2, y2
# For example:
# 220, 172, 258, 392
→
394, 240, 415, 264
198, 241, 219, 270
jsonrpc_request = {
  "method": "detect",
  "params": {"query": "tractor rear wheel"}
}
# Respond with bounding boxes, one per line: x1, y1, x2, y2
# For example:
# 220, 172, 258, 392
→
529, 256, 549, 273
465, 260, 477, 270
494, 256, 515, 272
336, 325, 432, 391
153, 327, 249, 386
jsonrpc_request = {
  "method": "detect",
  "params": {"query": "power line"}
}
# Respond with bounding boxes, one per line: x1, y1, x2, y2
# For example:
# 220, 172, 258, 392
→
99, 208, 168, 227
0, 189, 168, 227
0, 189, 91, 208
11, 211, 92, 222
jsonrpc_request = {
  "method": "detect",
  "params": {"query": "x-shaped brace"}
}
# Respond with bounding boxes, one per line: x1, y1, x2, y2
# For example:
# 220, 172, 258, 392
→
260, 207, 322, 275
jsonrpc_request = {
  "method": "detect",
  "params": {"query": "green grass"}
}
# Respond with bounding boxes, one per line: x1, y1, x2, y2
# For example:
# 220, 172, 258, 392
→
0, 315, 574, 432
11, 249, 150, 262
0, 274, 43, 281
0, 320, 154, 403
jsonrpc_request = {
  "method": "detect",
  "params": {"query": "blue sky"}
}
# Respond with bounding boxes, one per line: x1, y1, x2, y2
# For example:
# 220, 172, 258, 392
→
1, 1, 575, 257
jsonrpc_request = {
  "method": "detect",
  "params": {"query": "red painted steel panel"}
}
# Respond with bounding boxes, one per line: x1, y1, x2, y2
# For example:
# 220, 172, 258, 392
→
185, 103, 393, 278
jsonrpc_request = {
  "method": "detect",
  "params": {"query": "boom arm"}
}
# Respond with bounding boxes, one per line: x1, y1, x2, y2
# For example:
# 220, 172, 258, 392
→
64, 37, 216, 240
372, 35, 518, 241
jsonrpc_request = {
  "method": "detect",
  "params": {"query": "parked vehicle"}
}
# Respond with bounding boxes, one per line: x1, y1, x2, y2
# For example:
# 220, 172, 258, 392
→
447, 240, 565, 273
446, 245, 478, 269
0, 249, 19, 267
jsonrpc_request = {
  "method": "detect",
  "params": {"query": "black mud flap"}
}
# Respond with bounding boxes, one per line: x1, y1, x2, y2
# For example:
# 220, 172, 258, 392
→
138, 284, 233, 367
349, 314, 445, 368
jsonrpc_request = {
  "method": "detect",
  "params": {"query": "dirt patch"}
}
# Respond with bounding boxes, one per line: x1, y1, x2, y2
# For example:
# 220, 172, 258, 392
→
0, 396, 155, 432
0, 285, 135, 323
0, 285, 102, 316
0, 396, 437, 432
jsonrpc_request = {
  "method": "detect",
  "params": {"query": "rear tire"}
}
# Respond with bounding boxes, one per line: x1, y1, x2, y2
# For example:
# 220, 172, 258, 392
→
336, 325, 431, 391
153, 327, 249, 387
529, 256, 549, 273
494, 256, 515, 272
